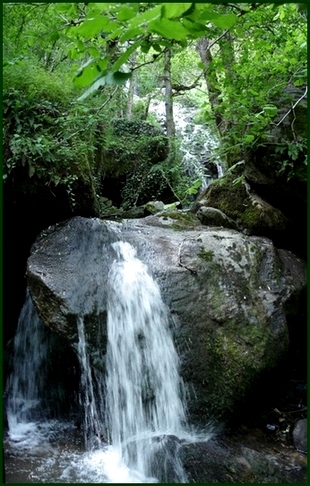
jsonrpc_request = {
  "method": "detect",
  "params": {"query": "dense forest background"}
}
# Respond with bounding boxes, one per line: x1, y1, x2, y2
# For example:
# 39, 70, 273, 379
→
3, 2, 307, 344
3, 2, 307, 203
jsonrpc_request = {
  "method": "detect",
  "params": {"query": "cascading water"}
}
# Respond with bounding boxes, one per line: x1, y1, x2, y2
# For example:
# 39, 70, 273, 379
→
105, 241, 188, 481
148, 98, 224, 189
5, 289, 52, 448
4, 238, 205, 483
76, 316, 103, 450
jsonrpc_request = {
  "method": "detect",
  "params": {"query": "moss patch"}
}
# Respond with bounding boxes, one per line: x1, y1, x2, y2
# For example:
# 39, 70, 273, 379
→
198, 248, 214, 261
160, 211, 201, 229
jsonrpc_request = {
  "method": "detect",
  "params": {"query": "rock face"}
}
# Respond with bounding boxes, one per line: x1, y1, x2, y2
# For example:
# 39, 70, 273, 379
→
27, 214, 306, 424
292, 418, 307, 453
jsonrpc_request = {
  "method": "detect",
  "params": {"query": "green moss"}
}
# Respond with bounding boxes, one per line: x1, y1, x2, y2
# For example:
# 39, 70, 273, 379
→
201, 316, 277, 419
241, 207, 262, 226
205, 175, 248, 221
198, 248, 214, 261
160, 211, 201, 229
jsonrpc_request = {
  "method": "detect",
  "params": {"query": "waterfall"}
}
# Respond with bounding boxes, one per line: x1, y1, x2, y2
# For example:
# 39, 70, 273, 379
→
76, 316, 103, 450
5, 290, 77, 451
5, 239, 194, 482
105, 241, 187, 480
5, 289, 51, 447
148, 98, 224, 189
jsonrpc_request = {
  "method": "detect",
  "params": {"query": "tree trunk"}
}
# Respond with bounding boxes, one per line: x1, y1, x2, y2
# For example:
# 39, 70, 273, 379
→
125, 51, 137, 119
125, 74, 135, 119
163, 48, 175, 139
218, 32, 235, 134
196, 37, 224, 136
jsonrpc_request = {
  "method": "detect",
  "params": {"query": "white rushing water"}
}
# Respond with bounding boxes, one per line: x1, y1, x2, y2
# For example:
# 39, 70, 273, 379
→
105, 241, 188, 481
5, 289, 52, 448
5, 240, 209, 483
148, 98, 224, 189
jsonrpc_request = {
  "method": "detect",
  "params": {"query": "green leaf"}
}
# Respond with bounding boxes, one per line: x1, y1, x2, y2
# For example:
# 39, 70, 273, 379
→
74, 63, 105, 88
157, 40, 174, 48
211, 14, 238, 30
77, 69, 132, 100
89, 46, 101, 57
152, 43, 162, 52
76, 39, 85, 52
68, 47, 81, 60
182, 18, 210, 37
162, 3, 193, 19
75, 15, 110, 39
77, 75, 107, 101
116, 5, 137, 21
141, 42, 151, 53
244, 134, 255, 143
263, 104, 277, 116
49, 31, 60, 42
29, 165, 35, 178
111, 71, 132, 85
294, 79, 305, 87
112, 44, 138, 71
119, 27, 141, 43
128, 5, 162, 27
149, 18, 188, 41
186, 179, 202, 194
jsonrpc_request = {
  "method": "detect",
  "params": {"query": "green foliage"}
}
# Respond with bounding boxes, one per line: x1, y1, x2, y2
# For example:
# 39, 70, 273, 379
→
56, 3, 239, 99
3, 61, 100, 207
206, 3, 307, 167
3, 2, 307, 214
274, 140, 307, 181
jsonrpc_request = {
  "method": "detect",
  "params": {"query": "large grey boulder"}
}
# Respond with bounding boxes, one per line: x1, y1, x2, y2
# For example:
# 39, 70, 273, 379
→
27, 214, 306, 423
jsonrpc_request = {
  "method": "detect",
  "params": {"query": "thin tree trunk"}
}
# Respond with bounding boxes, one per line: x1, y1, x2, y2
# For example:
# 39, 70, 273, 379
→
218, 32, 235, 133
196, 37, 224, 136
125, 51, 137, 119
163, 48, 175, 139
125, 74, 135, 119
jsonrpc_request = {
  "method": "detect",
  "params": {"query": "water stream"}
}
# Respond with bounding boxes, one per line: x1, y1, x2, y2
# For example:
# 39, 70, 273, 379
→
148, 98, 224, 188
4, 239, 202, 483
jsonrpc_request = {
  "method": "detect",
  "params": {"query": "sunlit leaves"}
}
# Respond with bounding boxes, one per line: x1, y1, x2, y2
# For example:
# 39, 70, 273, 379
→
74, 16, 110, 39
119, 27, 141, 43
182, 18, 210, 37
128, 5, 162, 27
162, 3, 194, 20
115, 5, 138, 21
195, 11, 238, 29
149, 18, 188, 41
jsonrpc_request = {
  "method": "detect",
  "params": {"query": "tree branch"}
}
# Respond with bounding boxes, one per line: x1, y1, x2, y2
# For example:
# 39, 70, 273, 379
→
275, 86, 307, 127
131, 50, 165, 72
96, 86, 119, 114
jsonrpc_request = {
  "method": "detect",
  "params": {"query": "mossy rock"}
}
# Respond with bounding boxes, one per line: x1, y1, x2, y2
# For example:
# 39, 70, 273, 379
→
194, 174, 288, 238
145, 210, 201, 230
